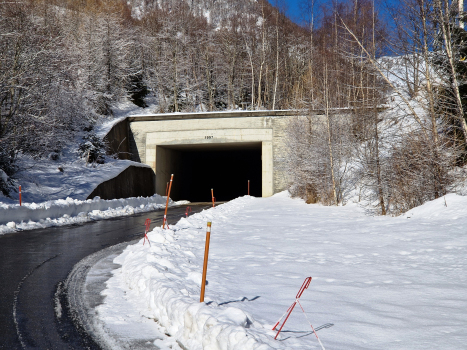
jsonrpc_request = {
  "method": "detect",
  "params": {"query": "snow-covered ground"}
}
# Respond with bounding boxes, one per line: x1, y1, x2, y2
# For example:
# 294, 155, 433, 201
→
5, 155, 153, 205
97, 192, 467, 350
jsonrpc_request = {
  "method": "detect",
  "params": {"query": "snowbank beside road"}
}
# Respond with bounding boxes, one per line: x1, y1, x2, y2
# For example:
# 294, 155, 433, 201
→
105, 196, 274, 350
101, 192, 467, 350
0, 194, 187, 235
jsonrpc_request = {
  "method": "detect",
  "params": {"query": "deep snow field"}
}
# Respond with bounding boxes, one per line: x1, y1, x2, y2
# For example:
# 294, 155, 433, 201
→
96, 192, 467, 350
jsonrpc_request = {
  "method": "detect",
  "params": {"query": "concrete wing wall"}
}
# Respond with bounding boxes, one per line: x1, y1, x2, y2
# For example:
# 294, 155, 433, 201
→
103, 119, 131, 160
87, 165, 155, 200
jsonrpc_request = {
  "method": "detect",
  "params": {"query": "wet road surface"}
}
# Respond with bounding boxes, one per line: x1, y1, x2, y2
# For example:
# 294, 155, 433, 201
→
0, 204, 209, 350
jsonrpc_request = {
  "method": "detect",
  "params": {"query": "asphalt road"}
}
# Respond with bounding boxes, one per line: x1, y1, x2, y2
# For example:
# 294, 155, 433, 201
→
0, 204, 210, 350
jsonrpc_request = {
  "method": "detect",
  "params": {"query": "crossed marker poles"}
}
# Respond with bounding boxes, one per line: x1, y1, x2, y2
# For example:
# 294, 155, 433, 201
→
143, 218, 151, 246
272, 277, 326, 350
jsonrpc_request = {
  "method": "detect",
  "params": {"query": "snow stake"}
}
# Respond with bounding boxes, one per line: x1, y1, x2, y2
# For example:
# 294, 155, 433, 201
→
19, 186, 22, 206
200, 221, 212, 303
248, 180, 250, 196
163, 174, 174, 229
272, 277, 326, 350
143, 218, 151, 246
185, 206, 192, 218
211, 188, 215, 207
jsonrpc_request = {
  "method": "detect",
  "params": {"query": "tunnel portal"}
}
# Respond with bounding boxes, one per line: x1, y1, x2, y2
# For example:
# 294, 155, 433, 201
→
156, 143, 262, 202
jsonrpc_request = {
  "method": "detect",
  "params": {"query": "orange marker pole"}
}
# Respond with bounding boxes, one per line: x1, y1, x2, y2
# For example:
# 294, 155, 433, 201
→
163, 174, 174, 229
211, 188, 215, 207
19, 185, 22, 206
200, 221, 212, 303
248, 180, 250, 196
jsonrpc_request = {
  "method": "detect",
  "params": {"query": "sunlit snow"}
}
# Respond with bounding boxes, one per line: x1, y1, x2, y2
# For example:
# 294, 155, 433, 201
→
97, 192, 467, 349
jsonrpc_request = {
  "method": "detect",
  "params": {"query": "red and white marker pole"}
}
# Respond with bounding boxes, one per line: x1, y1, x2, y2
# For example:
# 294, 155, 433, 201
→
200, 221, 212, 303
185, 206, 192, 218
143, 218, 151, 246
272, 277, 325, 350
211, 188, 215, 207
19, 185, 22, 206
163, 174, 174, 229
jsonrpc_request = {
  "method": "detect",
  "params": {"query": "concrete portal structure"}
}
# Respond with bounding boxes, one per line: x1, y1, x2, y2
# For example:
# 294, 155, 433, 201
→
126, 110, 300, 201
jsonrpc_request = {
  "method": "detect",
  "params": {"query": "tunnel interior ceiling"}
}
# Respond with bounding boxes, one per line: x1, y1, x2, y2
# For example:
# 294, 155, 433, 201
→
157, 142, 262, 202
163, 142, 262, 151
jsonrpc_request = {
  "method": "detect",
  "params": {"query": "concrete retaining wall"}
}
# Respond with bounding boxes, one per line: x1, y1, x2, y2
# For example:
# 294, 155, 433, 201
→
87, 165, 155, 200
104, 119, 131, 160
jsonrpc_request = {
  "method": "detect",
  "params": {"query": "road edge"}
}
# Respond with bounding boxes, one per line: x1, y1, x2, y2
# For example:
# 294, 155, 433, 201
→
65, 241, 137, 350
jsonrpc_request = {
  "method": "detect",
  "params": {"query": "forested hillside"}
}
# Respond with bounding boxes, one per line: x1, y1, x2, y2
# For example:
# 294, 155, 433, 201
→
0, 0, 310, 196
1, 0, 467, 215
284, 0, 467, 215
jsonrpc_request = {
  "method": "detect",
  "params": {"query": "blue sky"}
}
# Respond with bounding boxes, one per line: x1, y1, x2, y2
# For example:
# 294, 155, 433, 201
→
267, 0, 306, 24
281, 0, 302, 22
269, 0, 397, 26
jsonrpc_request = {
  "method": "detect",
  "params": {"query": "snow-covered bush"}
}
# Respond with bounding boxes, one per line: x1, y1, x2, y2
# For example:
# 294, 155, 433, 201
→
0, 147, 16, 197
78, 134, 107, 164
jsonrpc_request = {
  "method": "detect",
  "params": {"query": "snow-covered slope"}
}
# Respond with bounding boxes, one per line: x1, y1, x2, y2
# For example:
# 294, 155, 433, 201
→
0, 99, 174, 235
98, 192, 467, 349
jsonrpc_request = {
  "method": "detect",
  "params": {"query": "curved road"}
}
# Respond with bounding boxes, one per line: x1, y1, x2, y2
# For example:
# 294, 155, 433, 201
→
0, 204, 209, 350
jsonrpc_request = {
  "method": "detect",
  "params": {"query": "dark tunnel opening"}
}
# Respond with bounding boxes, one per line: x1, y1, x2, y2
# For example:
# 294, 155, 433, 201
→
158, 143, 262, 202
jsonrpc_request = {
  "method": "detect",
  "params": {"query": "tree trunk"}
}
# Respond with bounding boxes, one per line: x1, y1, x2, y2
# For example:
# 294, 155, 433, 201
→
324, 64, 338, 205
435, 0, 467, 142
272, 10, 279, 110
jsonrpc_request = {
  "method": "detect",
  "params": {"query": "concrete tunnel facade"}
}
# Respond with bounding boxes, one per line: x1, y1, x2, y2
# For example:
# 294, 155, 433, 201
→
127, 111, 300, 202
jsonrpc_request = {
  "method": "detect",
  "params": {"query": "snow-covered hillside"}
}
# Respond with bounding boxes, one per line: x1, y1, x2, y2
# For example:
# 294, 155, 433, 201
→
127, 0, 258, 24
0, 100, 178, 235
0, 99, 158, 207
